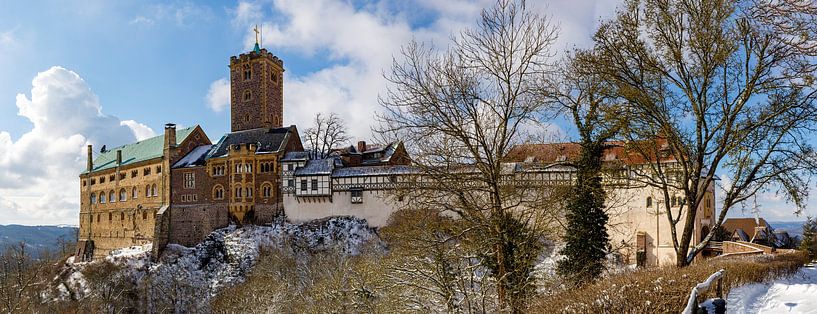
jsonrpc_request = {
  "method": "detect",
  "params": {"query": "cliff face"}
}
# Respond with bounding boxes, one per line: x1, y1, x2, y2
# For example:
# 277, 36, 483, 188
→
45, 217, 379, 312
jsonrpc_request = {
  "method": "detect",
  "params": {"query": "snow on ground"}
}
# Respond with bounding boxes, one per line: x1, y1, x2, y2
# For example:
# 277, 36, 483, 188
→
727, 263, 817, 313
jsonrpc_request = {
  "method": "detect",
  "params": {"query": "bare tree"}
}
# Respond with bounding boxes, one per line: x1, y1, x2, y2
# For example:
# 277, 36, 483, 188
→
376, 0, 558, 309
588, 0, 817, 266
303, 112, 352, 159
0, 242, 49, 313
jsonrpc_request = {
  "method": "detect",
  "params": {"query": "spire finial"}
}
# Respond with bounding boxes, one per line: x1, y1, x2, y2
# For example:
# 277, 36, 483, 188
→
253, 25, 262, 53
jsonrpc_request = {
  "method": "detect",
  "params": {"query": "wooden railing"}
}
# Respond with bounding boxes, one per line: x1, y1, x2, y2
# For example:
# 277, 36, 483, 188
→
683, 269, 725, 314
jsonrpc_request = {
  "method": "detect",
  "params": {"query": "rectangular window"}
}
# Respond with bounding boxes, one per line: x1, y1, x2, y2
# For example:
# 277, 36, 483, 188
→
311, 179, 318, 191
156, 165, 162, 173
288, 179, 294, 188
144, 167, 151, 176
351, 189, 363, 204
131, 170, 138, 178
183, 173, 195, 189
300, 179, 307, 191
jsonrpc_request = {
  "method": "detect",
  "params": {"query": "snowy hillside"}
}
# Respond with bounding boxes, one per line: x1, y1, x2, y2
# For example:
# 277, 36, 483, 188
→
48, 217, 380, 310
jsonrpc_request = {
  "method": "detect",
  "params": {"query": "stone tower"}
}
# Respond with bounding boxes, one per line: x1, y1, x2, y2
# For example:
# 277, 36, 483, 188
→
229, 44, 284, 132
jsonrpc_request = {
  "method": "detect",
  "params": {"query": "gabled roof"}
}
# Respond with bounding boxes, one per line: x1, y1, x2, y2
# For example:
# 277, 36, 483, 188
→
172, 145, 213, 168
84, 126, 198, 174
506, 140, 677, 165
206, 126, 295, 159
722, 218, 771, 235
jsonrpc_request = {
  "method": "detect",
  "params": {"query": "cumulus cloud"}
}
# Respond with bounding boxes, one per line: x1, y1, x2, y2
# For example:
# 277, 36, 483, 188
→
120, 120, 156, 140
206, 78, 230, 112
221, 0, 621, 140
0, 66, 150, 225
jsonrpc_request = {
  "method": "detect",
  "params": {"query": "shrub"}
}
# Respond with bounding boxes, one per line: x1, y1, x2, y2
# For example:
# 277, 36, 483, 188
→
532, 252, 808, 313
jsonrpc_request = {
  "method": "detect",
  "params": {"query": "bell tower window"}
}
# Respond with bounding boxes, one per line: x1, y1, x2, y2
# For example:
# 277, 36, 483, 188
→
243, 90, 252, 101
243, 69, 252, 80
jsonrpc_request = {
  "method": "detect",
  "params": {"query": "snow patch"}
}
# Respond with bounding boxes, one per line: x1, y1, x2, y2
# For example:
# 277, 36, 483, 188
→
727, 263, 817, 313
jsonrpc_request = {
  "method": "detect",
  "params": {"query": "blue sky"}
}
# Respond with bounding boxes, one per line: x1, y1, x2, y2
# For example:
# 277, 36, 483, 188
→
0, 0, 810, 225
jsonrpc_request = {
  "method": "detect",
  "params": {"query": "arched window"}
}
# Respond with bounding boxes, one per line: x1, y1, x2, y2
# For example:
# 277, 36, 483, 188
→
262, 184, 272, 198
90, 193, 96, 204
646, 196, 652, 208
213, 185, 224, 200
96, 214, 100, 222
151, 184, 157, 197
243, 90, 252, 101
119, 189, 127, 202
100, 193, 106, 204
109, 191, 116, 203
132, 187, 138, 199
246, 187, 252, 198
235, 186, 243, 198
146, 185, 151, 198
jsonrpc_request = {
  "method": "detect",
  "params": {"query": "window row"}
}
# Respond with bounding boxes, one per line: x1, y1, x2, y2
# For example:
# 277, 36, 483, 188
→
94, 210, 154, 222
212, 165, 226, 176
85, 166, 162, 186
89, 184, 158, 204
645, 195, 686, 208
181, 194, 199, 202
235, 163, 253, 173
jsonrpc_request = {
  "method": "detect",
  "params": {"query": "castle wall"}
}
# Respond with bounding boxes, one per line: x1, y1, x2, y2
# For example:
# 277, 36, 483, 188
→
605, 182, 717, 266
78, 159, 165, 259
284, 188, 401, 227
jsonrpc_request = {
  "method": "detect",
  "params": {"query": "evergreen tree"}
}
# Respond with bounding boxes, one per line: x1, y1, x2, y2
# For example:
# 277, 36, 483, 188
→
556, 141, 609, 284
800, 217, 817, 260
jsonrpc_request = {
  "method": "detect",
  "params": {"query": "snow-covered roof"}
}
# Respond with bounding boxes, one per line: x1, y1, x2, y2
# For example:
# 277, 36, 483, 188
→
206, 126, 295, 159
172, 145, 213, 168
282, 151, 310, 162
294, 158, 337, 176
332, 165, 418, 178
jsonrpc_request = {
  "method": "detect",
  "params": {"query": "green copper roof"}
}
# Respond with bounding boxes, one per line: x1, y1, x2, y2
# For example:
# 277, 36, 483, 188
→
253, 43, 261, 53
83, 126, 198, 174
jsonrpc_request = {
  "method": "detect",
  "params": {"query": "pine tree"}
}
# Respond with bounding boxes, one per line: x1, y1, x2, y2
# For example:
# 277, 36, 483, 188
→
556, 141, 609, 285
800, 217, 817, 260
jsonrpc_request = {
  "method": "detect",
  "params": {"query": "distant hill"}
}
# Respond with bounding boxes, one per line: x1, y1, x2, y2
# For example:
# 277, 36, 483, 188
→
0, 224, 78, 256
768, 221, 806, 239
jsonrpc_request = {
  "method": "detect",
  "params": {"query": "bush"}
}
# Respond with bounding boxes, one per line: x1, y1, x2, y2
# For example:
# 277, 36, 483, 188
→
532, 252, 808, 313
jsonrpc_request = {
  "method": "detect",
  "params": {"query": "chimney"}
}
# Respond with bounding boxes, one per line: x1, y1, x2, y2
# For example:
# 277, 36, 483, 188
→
86, 144, 93, 172
357, 140, 367, 153
116, 150, 122, 166
164, 123, 177, 150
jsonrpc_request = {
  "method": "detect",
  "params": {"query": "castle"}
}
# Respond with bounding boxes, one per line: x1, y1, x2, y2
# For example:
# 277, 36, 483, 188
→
76, 43, 717, 267
76, 43, 303, 260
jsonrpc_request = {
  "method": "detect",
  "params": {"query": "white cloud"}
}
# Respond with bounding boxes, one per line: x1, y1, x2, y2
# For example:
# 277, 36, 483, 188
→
120, 120, 156, 140
232, 1, 263, 27
0, 66, 150, 225
206, 78, 230, 112
129, 16, 155, 26
225, 0, 623, 141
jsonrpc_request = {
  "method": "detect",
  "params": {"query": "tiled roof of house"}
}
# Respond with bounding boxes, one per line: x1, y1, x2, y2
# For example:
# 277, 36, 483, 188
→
722, 218, 771, 235
84, 126, 198, 174
505, 140, 676, 165
206, 126, 295, 159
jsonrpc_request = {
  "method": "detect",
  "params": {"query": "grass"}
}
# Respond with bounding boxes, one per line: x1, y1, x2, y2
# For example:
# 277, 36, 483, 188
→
531, 252, 809, 313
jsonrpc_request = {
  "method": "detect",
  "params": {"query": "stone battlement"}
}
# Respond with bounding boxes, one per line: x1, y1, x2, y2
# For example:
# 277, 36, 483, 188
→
230, 48, 284, 67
